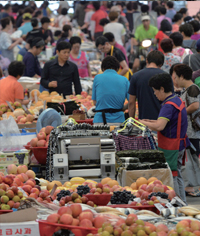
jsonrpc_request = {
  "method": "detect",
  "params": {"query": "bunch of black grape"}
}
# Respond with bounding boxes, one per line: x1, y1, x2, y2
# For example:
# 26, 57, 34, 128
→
15, 153, 25, 164
57, 190, 71, 201
76, 185, 90, 197
148, 192, 168, 199
53, 229, 74, 236
111, 190, 136, 204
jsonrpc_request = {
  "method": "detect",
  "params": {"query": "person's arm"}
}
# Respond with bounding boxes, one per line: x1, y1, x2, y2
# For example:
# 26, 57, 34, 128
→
128, 94, 136, 118
93, 100, 96, 106
8, 38, 22, 50
81, 22, 89, 30
186, 102, 199, 114
90, 20, 95, 40
87, 63, 92, 78
73, 65, 82, 95
119, 60, 129, 76
15, 98, 29, 105
183, 55, 189, 65
23, 55, 37, 78
40, 63, 52, 89
130, 37, 138, 53
139, 118, 168, 132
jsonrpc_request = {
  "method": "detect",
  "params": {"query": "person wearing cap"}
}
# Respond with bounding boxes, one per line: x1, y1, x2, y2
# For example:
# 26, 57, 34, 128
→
81, 4, 94, 40
18, 13, 33, 37
23, 37, 45, 79
134, 14, 158, 46
110, 5, 129, 30
40, 16, 54, 45
183, 39, 200, 71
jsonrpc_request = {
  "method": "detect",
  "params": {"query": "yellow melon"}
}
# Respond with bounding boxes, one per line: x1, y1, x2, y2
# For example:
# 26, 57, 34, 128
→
136, 177, 148, 188
101, 177, 112, 185
130, 182, 137, 190
147, 177, 158, 184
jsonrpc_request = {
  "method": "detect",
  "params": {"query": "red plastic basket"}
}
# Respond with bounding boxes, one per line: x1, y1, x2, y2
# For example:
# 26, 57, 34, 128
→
83, 194, 112, 206
38, 220, 98, 236
76, 119, 93, 125
0, 210, 13, 214
30, 147, 47, 165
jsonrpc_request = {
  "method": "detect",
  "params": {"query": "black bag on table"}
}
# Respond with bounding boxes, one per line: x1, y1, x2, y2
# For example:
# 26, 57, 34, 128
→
47, 101, 79, 115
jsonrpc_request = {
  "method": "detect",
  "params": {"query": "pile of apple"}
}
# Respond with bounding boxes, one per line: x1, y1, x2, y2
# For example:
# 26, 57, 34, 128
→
46, 204, 111, 231
87, 214, 171, 236
59, 192, 95, 208
87, 183, 111, 195
29, 126, 54, 148
169, 219, 200, 236
15, 114, 35, 125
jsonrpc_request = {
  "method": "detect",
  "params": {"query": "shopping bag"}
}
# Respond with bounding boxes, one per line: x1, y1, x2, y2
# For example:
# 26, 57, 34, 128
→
181, 147, 200, 187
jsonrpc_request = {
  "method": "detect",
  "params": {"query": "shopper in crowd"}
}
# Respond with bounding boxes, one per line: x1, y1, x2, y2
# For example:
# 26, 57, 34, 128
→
40, 1, 50, 18
92, 55, 129, 124
104, 11, 126, 46
155, 19, 172, 53
129, 51, 165, 120
134, 14, 158, 45
0, 61, 29, 105
110, 5, 129, 30
16, 7, 34, 28
178, 8, 188, 19
69, 36, 92, 78
40, 16, 54, 45
0, 4, 12, 20
161, 38, 181, 73
55, 8, 70, 29
140, 73, 189, 204
54, 30, 62, 42
23, 37, 45, 78
41, 41, 82, 97
189, 20, 200, 41
157, 7, 172, 30
16, 40, 30, 61
172, 13, 183, 33
96, 36, 129, 77
165, 1, 176, 20
18, 13, 33, 37
99, 18, 110, 27
57, 0, 70, 15
169, 63, 182, 95
173, 64, 200, 197
0, 17, 23, 62
179, 23, 197, 52
170, 32, 193, 61
26, 18, 43, 41
125, 2, 139, 33
104, 32, 128, 65
73, 2, 87, 27
91, 2, 108, 40
183, 39, 200, 71
81, 4, 94, 39
34, 10, 43, 26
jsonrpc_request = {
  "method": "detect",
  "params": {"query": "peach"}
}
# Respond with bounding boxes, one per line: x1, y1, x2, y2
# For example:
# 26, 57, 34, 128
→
37, 132, 46, 140
7, 200, 15, 208
1, 195, 9, 203
29, 193, 38, 199
25, 180, 35, 188
47, 213, 60, 224
13, 177, 23, 186
45, 126, 54, 135
80, 196, 88, 204
7, 164, 17, 174
79, 212, 93, 222
10, 186, 18, 194
153, 180, 162, 185
140, 184, 148, 191
69, 203, 82, 218
37, 140, 46, 147
22, 185, 32, 194
39, 191, 48, 199
156, 224, 169, 233
20, 117, 27, 123
21, 173, 28, 182
46, 134, 50, 142
58, 206, 72, 216
146, 184, 155, 193
153, 185, 165, 193
60, 214, 73, 225
30, 188, 39, 195
13, 202, 20, 209
18, 191, 23, 198
40, 127, 46, 133
26, 170, 36, 179
26, 114, 34, 122
3, 175, 13, 185
17, 165, 28, 174
79, 219, 93, 228
37, 197, 43, 202
17, 115, 25, 122
72, 218, 79, 226
166, 190, 176, 200
191, 221, 200, 231
6, 190, 14, 199
30, 138, 38, 147
114, 227, 123, 236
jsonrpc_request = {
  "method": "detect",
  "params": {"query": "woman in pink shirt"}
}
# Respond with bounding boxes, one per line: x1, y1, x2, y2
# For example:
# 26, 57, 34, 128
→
69, 36, 92, 78
172, 13, 183, 33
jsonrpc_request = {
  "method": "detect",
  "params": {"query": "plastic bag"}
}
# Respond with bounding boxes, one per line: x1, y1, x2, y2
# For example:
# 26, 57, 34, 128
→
0, 116, 23, 152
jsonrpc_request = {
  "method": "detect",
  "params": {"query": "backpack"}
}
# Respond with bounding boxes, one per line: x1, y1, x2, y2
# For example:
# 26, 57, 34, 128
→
182, 40, 197, 53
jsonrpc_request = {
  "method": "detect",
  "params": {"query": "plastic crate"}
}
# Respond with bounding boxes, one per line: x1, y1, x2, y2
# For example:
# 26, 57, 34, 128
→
83, 194, 112, 206
76, 119, 93, 125
109, 204, 160, 214
30, 147, 47, 165
0, 210, 13, 214
38, 220, 98, 236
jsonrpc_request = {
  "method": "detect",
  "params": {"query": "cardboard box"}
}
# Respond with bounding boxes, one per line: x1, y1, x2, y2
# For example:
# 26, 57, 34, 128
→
69, 113, 86, 121
18, 123, 37, 133
117, 166, 174, 188
0, 151, 29, 165
0, 208, 39, 236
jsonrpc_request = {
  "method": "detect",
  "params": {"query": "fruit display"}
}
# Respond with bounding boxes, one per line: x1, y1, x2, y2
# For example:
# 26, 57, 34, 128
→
69, 91, 93, 111
29, 126, 54, 148
110, 190, 135, 205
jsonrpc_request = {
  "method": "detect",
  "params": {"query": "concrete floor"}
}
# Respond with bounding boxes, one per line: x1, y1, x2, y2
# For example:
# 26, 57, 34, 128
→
187, 195, 200, 209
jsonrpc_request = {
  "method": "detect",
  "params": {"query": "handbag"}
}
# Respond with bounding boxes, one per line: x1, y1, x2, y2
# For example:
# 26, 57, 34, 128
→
186, 88, 200, 131
47, 101, 79, 115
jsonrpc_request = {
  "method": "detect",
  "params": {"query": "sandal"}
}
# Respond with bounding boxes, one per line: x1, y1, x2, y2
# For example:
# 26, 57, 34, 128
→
187, 190, 200, 197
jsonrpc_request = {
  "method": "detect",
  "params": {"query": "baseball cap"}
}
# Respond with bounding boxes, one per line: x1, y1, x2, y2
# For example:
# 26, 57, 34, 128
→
141, 14, 150, 21
196, 39, 200, 50
86, 4, 94, 10
23, 13, 32, 20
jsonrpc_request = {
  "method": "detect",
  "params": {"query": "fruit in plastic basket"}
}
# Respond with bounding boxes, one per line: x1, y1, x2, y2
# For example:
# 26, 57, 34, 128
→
125, 214, 138, 226
45, 125, 54, 135
72, 218, 79, 226
30, 138, 38, 147
79, 219, 93, 228
37, 132, 46, 140
146, 184, 155, 193
13, 202, 20, 209
47, 213, 60, 224
81, 196, 88, 204
136, 177, 148, 188
87, 201, 94, 207
26, 170, 36, 179
166, 190, 176, 200
139, 184, 148, 191
60, 214, 73, 225
37, 140, 46, 147
21, 173, 29, 182
58, 206, 72, 216
25, 180, 35, 188
7, 164, 18, 175
79, 211, 93, 222
93, 215, 107, 228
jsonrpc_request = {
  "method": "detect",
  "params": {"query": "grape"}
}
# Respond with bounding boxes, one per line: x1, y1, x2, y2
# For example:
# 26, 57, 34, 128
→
57, 190, 71, 201
148, 192, 169, 199
111, 190, 136, 204
15, 153, 25, 164
53, 229, 73, 236
76, 185, 90, 197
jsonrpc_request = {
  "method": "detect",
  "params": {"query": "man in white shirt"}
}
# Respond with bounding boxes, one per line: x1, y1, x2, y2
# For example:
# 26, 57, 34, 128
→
104, 11, 126, 46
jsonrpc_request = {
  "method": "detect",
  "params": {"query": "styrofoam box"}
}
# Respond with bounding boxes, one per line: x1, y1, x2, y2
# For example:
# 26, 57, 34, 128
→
0, 152, 29, 165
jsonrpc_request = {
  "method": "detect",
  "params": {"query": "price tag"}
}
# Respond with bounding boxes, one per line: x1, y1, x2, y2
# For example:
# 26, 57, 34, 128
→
166, 202, 173, 208
6, 101, 15, 111
27, 100, 32, 109
170, 198, 176, 205
154, 203, 165, 212
22, 105, 32, 115
134, 198, 141, 203
34, 91, 38, 103
174, 196, 186, 206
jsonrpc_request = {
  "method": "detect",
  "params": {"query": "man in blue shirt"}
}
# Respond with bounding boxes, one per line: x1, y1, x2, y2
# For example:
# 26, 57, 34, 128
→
18, 13, 33, 37
165, 1, 176, 20
92, 56, 129, 124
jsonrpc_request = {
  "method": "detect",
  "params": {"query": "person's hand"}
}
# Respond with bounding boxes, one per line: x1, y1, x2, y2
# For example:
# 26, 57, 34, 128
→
48, 81, 57, 88
17, 38, 23, 44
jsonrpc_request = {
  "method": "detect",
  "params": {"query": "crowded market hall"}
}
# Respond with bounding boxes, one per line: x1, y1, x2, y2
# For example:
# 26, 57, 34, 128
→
1, 0, 200, 235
